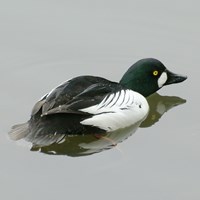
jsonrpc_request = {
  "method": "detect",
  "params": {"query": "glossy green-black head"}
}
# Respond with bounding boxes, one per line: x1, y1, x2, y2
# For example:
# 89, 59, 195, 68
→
120, 58, 187, 97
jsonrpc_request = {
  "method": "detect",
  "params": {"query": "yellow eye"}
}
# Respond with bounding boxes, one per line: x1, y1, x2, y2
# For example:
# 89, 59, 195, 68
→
153, 70, 159, 76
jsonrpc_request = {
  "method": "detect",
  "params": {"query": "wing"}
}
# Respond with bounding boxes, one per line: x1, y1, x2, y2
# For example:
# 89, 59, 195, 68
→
31, 76, 121, 116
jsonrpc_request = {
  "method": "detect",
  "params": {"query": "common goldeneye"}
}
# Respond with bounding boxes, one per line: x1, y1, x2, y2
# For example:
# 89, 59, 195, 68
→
9, 58, 187, 141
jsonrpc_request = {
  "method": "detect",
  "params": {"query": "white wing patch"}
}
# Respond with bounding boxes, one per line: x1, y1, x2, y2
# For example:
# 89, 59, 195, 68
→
79, 89, 149, 132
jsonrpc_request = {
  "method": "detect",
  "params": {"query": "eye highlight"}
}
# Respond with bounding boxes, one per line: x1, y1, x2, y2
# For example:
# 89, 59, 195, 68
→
153, 70, 159, 76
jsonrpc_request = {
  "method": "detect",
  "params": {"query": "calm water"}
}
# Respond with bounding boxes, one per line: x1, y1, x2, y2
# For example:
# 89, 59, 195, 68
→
1, 1, 199, 200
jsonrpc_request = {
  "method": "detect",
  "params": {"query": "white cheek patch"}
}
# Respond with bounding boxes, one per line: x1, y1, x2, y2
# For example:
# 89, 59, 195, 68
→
158, 72, 167, 88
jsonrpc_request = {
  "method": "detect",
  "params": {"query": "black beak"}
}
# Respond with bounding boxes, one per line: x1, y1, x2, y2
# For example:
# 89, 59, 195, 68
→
164, 69, 187, 86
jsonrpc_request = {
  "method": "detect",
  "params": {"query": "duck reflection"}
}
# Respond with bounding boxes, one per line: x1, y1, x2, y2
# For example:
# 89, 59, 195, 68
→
22, 93, 186, 156
140, 93, 186, 127
31, 122, 141, 156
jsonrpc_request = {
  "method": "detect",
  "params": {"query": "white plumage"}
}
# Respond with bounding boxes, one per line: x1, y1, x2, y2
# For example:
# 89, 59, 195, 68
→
80, 89, 149, 131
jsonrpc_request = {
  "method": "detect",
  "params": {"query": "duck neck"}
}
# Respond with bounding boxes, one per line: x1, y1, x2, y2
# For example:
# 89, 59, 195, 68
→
120, 73, 153, 97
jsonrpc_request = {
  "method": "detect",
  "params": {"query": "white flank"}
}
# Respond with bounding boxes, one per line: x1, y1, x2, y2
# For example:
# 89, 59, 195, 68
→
158, 72, 167, 88
79, 89, 149, 132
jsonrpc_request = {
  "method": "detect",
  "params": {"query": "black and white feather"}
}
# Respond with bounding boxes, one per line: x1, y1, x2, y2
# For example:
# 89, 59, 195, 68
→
80, 89, 149, 131
9, 76, 149, 143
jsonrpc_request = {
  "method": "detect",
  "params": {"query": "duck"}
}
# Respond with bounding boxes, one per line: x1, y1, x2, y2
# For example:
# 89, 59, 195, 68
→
9, 58, 187, 141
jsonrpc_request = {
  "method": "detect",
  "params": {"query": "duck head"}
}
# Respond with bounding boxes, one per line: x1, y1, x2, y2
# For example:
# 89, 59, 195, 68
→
120, 58, 187, 97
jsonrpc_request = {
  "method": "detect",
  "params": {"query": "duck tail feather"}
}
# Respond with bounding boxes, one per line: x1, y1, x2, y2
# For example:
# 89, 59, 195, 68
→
8, 122, 29, 141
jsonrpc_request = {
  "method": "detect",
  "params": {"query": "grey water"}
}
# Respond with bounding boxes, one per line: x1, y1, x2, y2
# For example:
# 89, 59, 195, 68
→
1, 1, 199, 200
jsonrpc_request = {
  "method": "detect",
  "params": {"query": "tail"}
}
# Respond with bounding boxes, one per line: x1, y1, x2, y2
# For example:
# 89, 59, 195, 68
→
8, 122, 29, 141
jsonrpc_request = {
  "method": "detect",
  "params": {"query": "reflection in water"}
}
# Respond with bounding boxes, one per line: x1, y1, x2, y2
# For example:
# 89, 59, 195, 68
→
10, 93, 186, 157
140, 93, 186, 127
31, 122, 141, 156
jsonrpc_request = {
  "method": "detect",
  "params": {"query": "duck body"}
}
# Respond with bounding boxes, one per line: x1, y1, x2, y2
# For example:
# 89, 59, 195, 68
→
9, 58, 187, 141
29, 76, 149, 136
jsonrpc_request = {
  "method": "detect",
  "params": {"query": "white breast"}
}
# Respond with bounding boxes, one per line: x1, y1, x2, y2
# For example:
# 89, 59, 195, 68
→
79, 89, 149, 132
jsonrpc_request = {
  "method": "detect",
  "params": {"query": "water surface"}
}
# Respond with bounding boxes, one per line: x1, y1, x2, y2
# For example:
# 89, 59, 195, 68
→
1, 1, 199, 200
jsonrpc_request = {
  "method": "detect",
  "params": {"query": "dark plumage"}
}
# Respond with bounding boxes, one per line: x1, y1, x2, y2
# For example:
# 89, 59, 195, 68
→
9, 58, 187, 144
